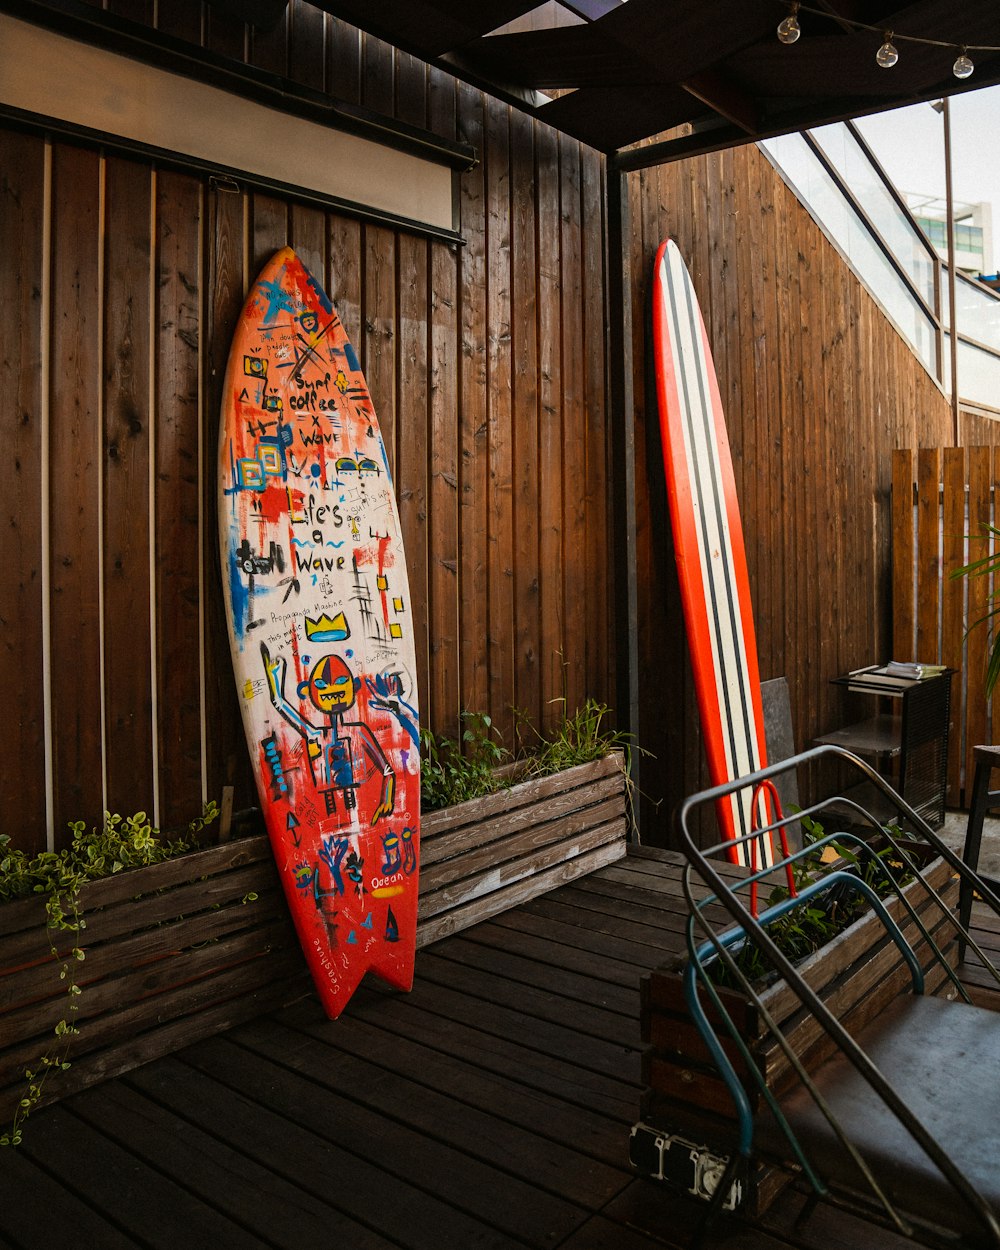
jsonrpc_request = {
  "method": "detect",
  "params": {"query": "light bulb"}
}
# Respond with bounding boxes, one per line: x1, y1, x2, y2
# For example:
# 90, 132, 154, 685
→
777, 13, 801, 44
876, 34, 898, 68
953, 50, 974, 79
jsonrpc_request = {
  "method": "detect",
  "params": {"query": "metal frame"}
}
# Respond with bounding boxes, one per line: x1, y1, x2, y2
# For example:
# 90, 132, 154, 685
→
672, 744, 1000, 1246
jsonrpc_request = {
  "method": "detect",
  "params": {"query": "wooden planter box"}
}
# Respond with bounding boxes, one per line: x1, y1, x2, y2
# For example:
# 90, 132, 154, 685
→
638, 855, 959, 1215
417, 751, 630, 947
0, 753, 628, 1121
0, 836, 311, 1123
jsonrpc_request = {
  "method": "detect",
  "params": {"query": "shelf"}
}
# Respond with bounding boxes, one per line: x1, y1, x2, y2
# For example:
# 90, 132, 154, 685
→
815, 714, 902, 757
818, 667, 954, 830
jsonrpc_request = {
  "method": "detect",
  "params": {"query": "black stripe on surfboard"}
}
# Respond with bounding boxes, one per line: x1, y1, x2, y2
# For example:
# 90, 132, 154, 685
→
662, 246, 768, 861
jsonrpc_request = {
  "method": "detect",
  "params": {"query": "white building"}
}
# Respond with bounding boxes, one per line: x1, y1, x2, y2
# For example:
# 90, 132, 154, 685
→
906, 193, 994, 277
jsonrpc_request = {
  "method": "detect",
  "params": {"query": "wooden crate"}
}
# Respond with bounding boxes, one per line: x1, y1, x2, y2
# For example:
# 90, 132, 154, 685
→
638, 856, 960, 1215
0, 752, 629, 1120
0, 837, 310, 1122
417, 752, 629, 946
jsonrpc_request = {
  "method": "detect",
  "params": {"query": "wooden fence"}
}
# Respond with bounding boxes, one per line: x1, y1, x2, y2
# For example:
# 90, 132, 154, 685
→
892, 446, 1000, 806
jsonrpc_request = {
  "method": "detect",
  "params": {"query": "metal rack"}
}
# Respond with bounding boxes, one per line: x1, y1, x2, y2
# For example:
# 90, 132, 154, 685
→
815, 667, 954, 828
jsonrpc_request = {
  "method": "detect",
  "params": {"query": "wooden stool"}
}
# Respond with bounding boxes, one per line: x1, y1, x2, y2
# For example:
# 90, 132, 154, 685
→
960, 744, 1000, 941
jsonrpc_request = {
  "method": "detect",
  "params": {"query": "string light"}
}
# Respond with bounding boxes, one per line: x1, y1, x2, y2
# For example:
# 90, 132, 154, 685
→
876, 32, 898, 69
776, 2, 801, 45
775, 2, 1000, 82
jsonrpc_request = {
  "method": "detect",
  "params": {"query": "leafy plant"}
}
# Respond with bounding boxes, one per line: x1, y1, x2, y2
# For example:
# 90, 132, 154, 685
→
419, 700, 635, 812
950, 522, 1000, 697
706, 819, 914, 990
420, 712, 512, 810
0, 802, 218, 1146
517, 697, 634, 778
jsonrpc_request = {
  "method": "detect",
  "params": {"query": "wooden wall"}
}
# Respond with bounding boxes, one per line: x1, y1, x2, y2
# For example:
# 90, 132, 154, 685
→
629, 144, 1000, 840
0, 1, 612, 853
8, 1, 999, 857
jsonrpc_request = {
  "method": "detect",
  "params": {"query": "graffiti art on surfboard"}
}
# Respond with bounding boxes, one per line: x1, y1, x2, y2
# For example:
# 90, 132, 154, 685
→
218, 247, 420, 1018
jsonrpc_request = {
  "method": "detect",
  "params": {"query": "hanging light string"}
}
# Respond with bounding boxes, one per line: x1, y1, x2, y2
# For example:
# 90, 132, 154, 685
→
775, 1, 1000, 79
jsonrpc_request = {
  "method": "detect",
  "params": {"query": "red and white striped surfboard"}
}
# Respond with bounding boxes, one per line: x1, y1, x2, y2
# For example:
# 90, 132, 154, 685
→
652, 239, 772, 866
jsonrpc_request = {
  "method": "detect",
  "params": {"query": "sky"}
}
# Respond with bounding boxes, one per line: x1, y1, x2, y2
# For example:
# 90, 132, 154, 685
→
854, 84, 1000, 273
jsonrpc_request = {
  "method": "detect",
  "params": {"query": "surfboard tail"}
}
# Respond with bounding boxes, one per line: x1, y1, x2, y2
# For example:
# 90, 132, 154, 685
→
312, 942, 416, 1019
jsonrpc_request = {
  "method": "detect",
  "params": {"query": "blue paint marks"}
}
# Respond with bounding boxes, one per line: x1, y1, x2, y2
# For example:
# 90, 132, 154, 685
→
343, 341, 361, 373
347, 930, 358, 945
227, 547, 250, 641
362, 913, 373, 930
378, 438, 394, 489
258, 276, 298, 324
306, 270, 333, 314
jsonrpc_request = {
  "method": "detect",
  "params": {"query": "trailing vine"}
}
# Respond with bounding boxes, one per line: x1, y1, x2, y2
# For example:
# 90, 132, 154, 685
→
0, 802, 218, 1146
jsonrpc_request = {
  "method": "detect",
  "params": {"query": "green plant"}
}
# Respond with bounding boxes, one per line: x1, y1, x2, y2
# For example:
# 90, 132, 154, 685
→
706, 819, 914, 990
950, 523, 1000, 697
420, 712, 512, 810
517, 697, 634, 778
419, 700, 635, 812
0, 801, 218, 1146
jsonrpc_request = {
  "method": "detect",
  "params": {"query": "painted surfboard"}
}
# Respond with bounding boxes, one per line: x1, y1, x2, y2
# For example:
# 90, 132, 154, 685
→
652, 238, 772, 867
218, 247, 420, 1018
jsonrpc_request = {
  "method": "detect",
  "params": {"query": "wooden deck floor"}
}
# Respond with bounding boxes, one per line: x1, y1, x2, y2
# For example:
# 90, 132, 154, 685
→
0, 847, 994, 1250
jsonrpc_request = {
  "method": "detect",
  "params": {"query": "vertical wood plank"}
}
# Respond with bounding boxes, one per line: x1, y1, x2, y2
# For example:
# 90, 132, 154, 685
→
327, 19, 362, 107
290, 203, 326, 279
891, 449, 916, 664
485, 97, 515, 745
536, 121, 563, 734
425, 66, 459, 736
102, 155, 155, 818
428, 240, 459, 735
915, 448, 942, 665
394, 50, 427, 129
397, 233, 430, 730
965, 446, 991, 792
48, 143, 105, 843
559, 134, 586, 721
990, 447, 1000, 757
327, 213, 363, 338
250, 1, 289, 77
203, 182, 253, 812
633, 163, 667, 829
154, 169, 205, 830
510, 108, 540, 732
941, 447, 966, 804
362, 225, 397, 477
580, 145, 609, 714
362, 31, 394, 117
250, 194, 289, 281
288, 0, 326, 90
0, 131, 46, 849
457, 82, 489, 720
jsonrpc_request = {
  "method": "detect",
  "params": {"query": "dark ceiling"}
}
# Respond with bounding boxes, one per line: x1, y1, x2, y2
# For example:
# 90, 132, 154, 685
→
295, 0, 1000, 168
